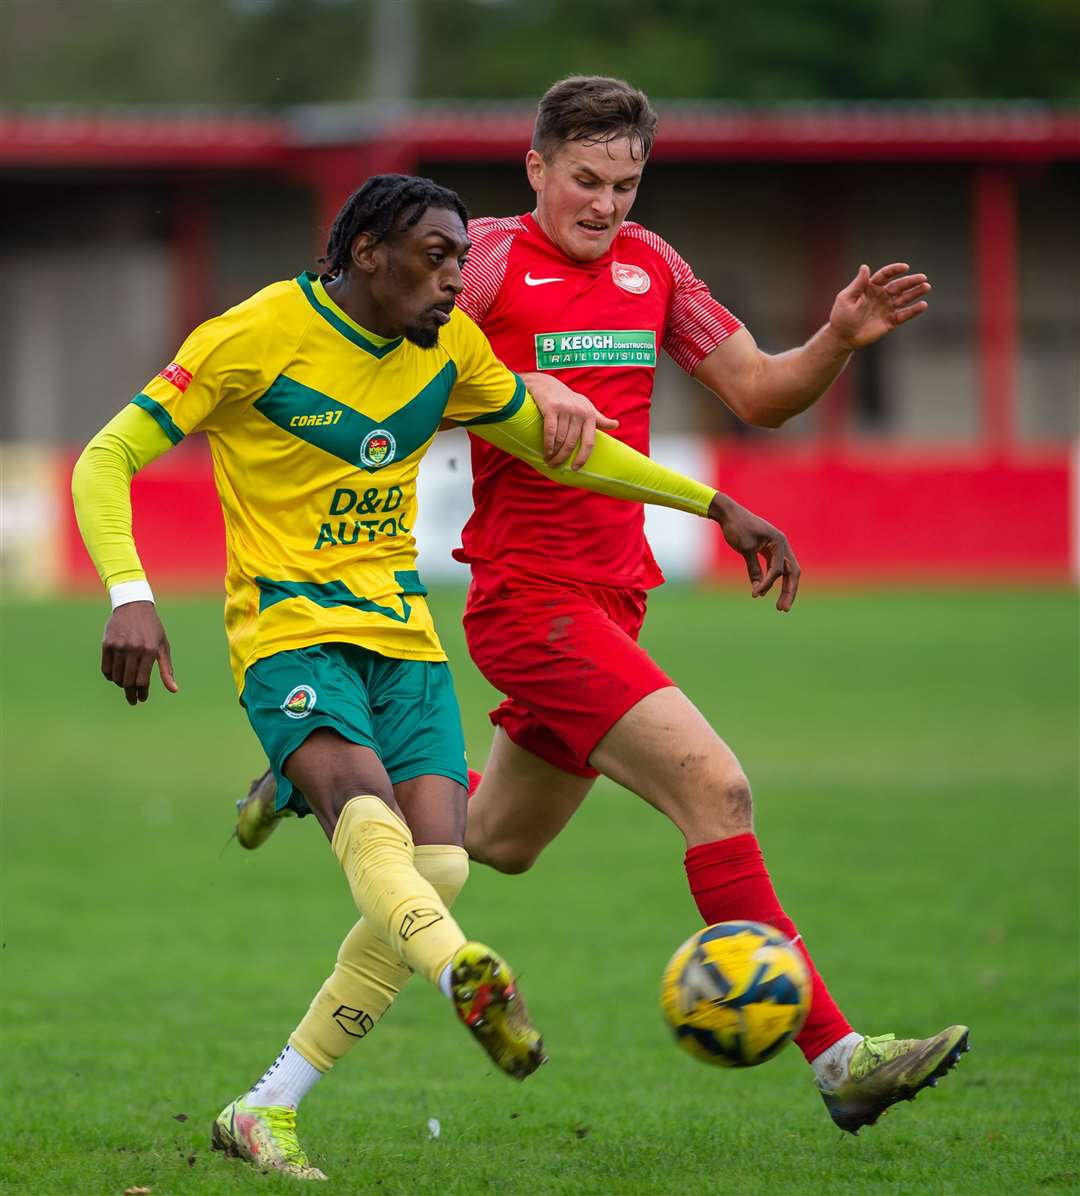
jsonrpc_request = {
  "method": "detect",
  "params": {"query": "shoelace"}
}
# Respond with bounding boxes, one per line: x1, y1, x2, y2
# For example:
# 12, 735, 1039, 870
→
260, 1106, 307, 1164
851, 1033, 898, 1078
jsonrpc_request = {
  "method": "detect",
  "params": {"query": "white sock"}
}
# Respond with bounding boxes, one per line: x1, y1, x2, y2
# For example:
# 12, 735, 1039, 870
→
247, 1044, 323, 1108
811, 1032, 864, 1092
438, 961, 454, 999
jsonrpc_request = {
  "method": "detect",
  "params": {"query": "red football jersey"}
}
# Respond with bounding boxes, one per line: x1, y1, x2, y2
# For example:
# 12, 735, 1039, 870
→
454, 212, 742, 588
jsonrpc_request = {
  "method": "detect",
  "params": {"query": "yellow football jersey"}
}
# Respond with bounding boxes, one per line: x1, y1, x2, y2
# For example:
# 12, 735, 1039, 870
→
134, 272, 525, 689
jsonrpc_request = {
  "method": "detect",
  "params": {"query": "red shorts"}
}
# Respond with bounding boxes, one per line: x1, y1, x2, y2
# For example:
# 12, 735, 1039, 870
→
462, 562, 673, 778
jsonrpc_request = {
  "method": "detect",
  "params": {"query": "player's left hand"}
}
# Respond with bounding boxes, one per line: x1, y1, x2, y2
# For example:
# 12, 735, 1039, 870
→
708, 493, 800, 611
522, 371, 619, 470
101, 600, 179, 705
828, 262, 931, 349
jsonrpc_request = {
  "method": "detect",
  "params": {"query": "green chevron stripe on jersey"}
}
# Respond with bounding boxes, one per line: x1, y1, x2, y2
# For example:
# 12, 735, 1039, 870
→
457, 374, 527, 425
254, 575, 425, 623
253, 364, 458, 472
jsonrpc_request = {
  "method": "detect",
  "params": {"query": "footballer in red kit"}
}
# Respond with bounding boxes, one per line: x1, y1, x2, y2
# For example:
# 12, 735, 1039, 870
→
454, 212, 742, 775
454, 77, 968, 1135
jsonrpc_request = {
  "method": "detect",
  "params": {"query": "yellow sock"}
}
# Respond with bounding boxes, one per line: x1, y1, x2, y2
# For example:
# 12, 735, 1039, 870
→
331, 795, 467, 986
289, 845, 468, 1072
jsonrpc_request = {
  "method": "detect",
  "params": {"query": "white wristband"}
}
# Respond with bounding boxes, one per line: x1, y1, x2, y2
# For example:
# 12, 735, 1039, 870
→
109, 579, 155, 609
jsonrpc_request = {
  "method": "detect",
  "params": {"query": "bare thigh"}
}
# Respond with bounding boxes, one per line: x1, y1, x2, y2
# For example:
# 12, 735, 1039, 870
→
465, 727, 594, 874
588, 686, 753, 847
284, 728, 466, 845
395, 773, 466, 846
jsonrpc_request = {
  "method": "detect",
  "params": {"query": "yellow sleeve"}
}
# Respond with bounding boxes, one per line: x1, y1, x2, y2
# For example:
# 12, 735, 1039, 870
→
71, 405, 175, 591
442, 310, 527, 426
470, 395, 717, 517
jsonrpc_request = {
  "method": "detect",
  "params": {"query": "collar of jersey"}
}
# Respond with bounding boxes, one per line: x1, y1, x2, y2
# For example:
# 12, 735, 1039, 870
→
296, 272, 403, 358
522, 211, 615, 270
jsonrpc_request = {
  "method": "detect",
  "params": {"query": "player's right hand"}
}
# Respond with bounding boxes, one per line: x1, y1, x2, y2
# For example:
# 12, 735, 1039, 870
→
101, 601, 179, 705
522, 371, 619, 470
707, 493, 801, 611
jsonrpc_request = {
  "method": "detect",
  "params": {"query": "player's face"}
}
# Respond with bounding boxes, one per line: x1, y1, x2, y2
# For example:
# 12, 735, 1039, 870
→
527, 137, 644, 261
374, 207, 470, 348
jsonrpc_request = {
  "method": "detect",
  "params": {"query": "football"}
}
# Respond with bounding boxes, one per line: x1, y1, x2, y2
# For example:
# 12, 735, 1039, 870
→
660, 920, 810, 1067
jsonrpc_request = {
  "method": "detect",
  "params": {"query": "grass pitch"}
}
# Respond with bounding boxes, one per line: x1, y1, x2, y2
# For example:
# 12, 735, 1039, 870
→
1, 587, 1077, 1194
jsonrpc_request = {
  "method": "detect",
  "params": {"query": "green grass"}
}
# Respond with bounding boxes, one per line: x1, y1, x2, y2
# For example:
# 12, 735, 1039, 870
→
1, 587, 1077, 1194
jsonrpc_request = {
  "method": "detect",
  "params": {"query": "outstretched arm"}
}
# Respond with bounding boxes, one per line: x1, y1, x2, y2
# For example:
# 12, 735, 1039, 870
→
694, 262, 931, 429
71, 406, 179, 704
440, 370, 617, 470
468, 396, 800, 610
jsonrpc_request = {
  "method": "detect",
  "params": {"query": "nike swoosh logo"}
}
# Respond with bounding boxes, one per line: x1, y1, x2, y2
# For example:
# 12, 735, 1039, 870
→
524, 272, 564, 286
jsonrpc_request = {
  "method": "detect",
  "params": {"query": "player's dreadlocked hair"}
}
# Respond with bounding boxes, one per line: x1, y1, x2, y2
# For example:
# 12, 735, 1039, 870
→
321, 174, 469, 276
533, 76, 658, 162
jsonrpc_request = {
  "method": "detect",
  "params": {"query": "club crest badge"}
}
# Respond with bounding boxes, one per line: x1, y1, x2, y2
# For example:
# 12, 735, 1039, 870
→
612, 262, 651, 294
360, 429, 396, 468
281, 684, 317, 719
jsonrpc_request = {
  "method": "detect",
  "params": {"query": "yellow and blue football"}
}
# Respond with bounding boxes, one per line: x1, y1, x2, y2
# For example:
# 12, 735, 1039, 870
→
660, 920, 810, 1068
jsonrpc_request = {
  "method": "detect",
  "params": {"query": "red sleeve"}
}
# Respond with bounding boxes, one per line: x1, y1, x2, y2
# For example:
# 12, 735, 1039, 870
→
460, 216, 523, 325
622, 225, 743, 374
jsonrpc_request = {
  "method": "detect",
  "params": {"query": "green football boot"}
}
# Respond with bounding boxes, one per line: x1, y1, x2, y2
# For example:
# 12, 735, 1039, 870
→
821, 1024, 970, 1133
211, 1095, 326, 1180
450, 942, 548, 1080
236, 769, 288, 850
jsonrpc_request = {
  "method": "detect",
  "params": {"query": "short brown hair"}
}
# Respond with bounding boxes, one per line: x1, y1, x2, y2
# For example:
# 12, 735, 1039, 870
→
532, 75, 658, 162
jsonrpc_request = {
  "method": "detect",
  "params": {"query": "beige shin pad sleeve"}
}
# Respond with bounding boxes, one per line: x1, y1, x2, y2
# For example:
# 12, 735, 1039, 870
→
291, 836, 469, 1071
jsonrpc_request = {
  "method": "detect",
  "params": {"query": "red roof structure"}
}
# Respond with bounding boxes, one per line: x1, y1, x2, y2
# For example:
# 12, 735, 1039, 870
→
2, 102, 1078, 168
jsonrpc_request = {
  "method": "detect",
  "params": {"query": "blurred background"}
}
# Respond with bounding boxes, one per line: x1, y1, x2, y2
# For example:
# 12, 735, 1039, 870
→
1, 0, 1077, 591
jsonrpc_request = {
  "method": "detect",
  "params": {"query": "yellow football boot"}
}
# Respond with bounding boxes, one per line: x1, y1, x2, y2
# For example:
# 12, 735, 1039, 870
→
211, 1095, 326, 1180
236, 769, 288, 850
821, 1024, 970, 1133
450, 942, 547, 1080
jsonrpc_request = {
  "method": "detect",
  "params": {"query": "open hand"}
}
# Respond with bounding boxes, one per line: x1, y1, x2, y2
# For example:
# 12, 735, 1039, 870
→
828, 262, 931, 350
101, 601, 179, 705
708, 493, 800, 611
522, 371, 619, 469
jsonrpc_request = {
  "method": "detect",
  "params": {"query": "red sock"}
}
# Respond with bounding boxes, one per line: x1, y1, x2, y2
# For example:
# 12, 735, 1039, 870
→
467, 768, 483, 799
684, 833, 853, 1062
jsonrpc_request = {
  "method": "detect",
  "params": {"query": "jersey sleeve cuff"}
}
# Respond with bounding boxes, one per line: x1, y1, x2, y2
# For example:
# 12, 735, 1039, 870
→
131, 392, 186, 445
456, 374, 527, 426
109, 579, 155, 609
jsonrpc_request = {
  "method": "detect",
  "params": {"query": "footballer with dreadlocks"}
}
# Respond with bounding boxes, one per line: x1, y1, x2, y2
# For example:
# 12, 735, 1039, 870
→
72, 172, 799, 1180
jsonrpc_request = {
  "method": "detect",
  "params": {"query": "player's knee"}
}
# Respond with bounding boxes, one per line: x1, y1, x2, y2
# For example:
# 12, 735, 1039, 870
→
415, 844, 470, 907
487, 841, 540, 875
688, 766, 753, 838
329, 783, 397, 822
465, 827, 539, 875
718, 773, 754, 831
492, 844, 539, 875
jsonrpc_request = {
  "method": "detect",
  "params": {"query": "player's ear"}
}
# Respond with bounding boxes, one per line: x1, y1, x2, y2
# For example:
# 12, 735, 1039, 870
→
525, 149, 546, 194
350, 232, 381, 275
